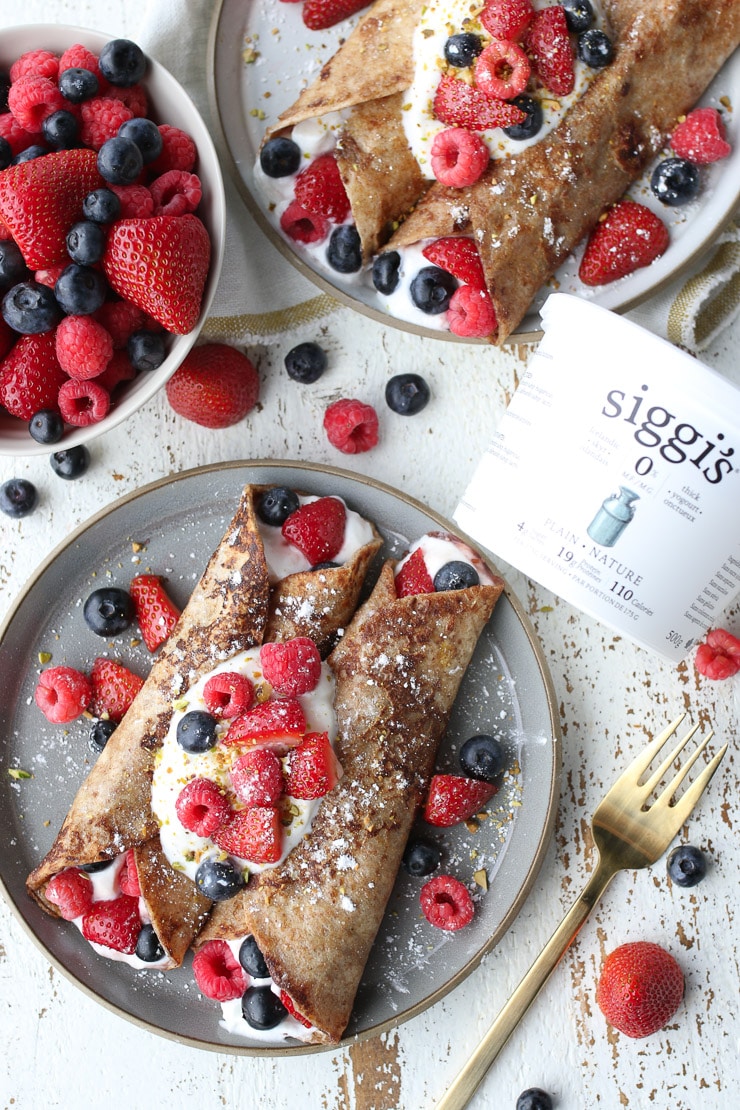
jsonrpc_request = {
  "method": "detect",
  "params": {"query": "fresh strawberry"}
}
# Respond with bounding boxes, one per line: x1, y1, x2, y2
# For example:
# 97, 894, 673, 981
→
424, 773, 497, 827
422, 237, 487, 289
523, 5, 575, 97
118, 849, 141, 897
0, 331, 68, 420
281, 496, 347, 565
0, 148, 103, 268
175, 777, 232, 836
223, 697, 307, 753
695, 627, 740, 680
102, 214, 211, 334
670, 107, 731, 165
294, 153, 350, 222
192, 939, 248, 1001
279, 990, 313, 1028
203, 671, 255, 718
433, 74, 526, 131
394, 547, 435, 598
479, 0, 535, 41
596, 941, 684, 1038
230, 749, 285, 807
165, 342, 260, 429
285, 732, 342, 800
579, 200, 669, 286
129, 573, 181, 652
260, 636, 322, 697
302, 0, 370, 31
420, 874, 475, 931
81, 894, 141, 954
45, 868, 93, 920
212, 805, 283, 864
90, 657, 144, 722
34, 665, 92, 724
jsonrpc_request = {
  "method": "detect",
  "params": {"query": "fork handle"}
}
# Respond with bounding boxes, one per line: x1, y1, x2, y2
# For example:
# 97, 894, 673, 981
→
434, 862, 616, 1110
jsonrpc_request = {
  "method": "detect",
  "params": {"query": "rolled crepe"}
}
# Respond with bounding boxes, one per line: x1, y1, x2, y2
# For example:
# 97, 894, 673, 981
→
197, 559, 504, 1044
386, 0, 740, 342
27, 484, 382, 967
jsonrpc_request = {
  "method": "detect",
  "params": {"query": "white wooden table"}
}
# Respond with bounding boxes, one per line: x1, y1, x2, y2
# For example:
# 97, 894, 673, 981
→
1, 3, 738, 1108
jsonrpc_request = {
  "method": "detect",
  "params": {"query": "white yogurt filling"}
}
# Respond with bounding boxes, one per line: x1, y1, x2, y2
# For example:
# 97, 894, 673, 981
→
218, 937, 317, 1042
259, 493, 376, 582
396, 531, 498, 586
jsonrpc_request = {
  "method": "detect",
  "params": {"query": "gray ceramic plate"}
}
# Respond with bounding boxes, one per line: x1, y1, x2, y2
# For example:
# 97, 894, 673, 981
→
0, 461, 560, 1055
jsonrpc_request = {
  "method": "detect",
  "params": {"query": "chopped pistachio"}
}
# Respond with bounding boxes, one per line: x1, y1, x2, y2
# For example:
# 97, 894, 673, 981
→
8, 768, 32, 780
473, 869, 488, 891
38, 651, 52, 664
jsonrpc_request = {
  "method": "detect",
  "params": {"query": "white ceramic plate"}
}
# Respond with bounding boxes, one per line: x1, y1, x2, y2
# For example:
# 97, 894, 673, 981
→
208, 0, 740, 344
0, 461, 559, 1054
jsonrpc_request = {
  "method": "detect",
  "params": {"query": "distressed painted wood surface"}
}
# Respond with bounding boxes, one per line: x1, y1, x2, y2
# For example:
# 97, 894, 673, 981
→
1, 3, 738, 1108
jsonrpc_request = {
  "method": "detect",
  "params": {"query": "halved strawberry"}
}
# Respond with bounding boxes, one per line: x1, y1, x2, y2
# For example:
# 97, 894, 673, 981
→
0, 148, 103, 268
90, 657, 144, 722
302, 0, 370, 31
285, 732, 342, 800
394, 547, 435, 598
102, 214, 211, 334
433, 75, 526, 131
294, 153, 350, 222
422, 237, 487, 290
81, 895, 141, 954
212, 805, 283, 864
424, 773, 497, 827
129, 573, 181, 652
0, 331, 67, 420
280, 990, 313, 1028
523, 6, 575, 97
480, 0, 535, 41
222, 698, 307, 753
281, 496, 347, 565
579, 200, 669, 286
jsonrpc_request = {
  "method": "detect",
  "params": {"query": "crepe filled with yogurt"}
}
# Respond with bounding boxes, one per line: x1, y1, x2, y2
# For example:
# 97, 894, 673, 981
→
195, 534, 504, 1045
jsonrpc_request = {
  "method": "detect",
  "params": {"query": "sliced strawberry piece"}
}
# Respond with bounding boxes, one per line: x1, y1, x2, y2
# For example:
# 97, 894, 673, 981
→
394, 547, 435, 598
302, 0, 370, 31
433, 74, 525, 131
281, 496, 347, 565
479, 0, 535, 41
222, 698, 307, 753
579, 200, 669, 286
280, 990, 313, 1027
285, 732, 342, 800
212, 805, 283, 864
81, 895, 141, 954
0, 331, 68, 420
230, 749, 285, 807
90, 656, 144, 722
424, 773, 497, 827
129, 573, 181, 652
523, 6, 575, 97
422, 237, 487, 290
294, 153, 350, 222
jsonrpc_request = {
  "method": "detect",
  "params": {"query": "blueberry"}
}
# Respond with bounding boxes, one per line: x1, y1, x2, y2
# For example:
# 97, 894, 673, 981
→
2, 280, 61, 333
284, 341, 327, 383
13, 144, 48, 164
90, 718, 117, 753
58, 66, 99, 103
66, 221, 106, 266
443, 33, 484, 69
402, 837, 441, 877
410, 266, 457, 315
433, 560, 480, 591
128, 330, 167, 372
326, 225, 362, 273
561, 0, 594, 33
42, 109, 79, 150
0, 136, 11, 170
241, 985, 288, 1030
79, 859, 113, 873
99, 39, 147, 87
667, 844, 707, 887
238, 935, 270, 978
311, 560, 340, 571
372, 251, 401, 295
97, 135, 144, 185
50, 445, 91, 480
650, 157, 701, 207
176, 710, 218, 753
195, 857, 246, 901
503, 95, 544, 141
82, 187, 121, 224
577, 28, 614, 68
0, 478, 37, 518
54, 264, 107, 315
83, 586, 135, 637
29, 409, 64, 444
259, 136, 301, 178
459, 734, 506, 782
118, 117, 163, 165
516, 1090, 553, 1110
257, 486, 300, 527
0, 240, 28, 289
136, 924, 165, 962
385, 373, 430, 415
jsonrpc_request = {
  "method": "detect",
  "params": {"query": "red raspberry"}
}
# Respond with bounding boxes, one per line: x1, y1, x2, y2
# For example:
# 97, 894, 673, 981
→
670, 107, 731, 165
106, 83, 148, 118
203, 671, 255, 719
433, 74, 526, 131
695, 628, 740, 680
45, 868, 93, 920
280, 200, 330, 244
231, 749, 285, 807
148, 124, 197, 175
422, 237, 487, 289
424, 773, 497, 826
279, 990, 312, 1027
81, 895, 141, 954
430, 128, 489, 188
479, 0, 535, 41
213, 805, 283, 863
0, 112, 35, 156
285, 732, 342, 800
394, 547, 435, 597
150, 170, 202, 216
10, 50, 60, 83
0, 332, 67, 420
90, 656, 144, 721
57, 378, 111, 426
281, 496, 347, 564
55, 315, 114, 379
118, 849, 141, 897
475, 40, 531, 100
175, 778, 232, 836
523, 6, 575, 96
223, 698, 306, 753
192, 939, 248, 1001
95, 300, 147, 347
420, 875, 475, 931
58, 45, 106, 88
260, 636, 322, 696
110, 183, 154, 219
323, 398, 379, 454
448, 285, 498, 338
294, 153, 350, 222
79, 96, 134, 149
34, 665, 92, 724
96, 349, 137, 392
8, 75, 65, 134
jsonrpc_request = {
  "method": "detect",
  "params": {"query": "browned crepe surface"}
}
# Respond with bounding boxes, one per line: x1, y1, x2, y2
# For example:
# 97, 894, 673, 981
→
198, 562, 504, 1043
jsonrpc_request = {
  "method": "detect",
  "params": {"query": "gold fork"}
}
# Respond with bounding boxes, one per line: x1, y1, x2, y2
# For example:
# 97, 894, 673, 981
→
435, 713, 727, 1110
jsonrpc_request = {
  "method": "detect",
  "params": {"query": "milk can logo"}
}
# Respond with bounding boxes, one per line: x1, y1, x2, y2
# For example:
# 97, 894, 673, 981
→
587, 486, 640, 548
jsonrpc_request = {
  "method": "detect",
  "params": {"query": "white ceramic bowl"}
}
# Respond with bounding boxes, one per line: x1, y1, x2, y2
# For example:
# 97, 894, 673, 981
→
0, 24, 226, 457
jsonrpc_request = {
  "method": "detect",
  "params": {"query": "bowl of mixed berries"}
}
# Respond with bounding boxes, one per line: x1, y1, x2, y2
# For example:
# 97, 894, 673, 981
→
0, 25, 225, 456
